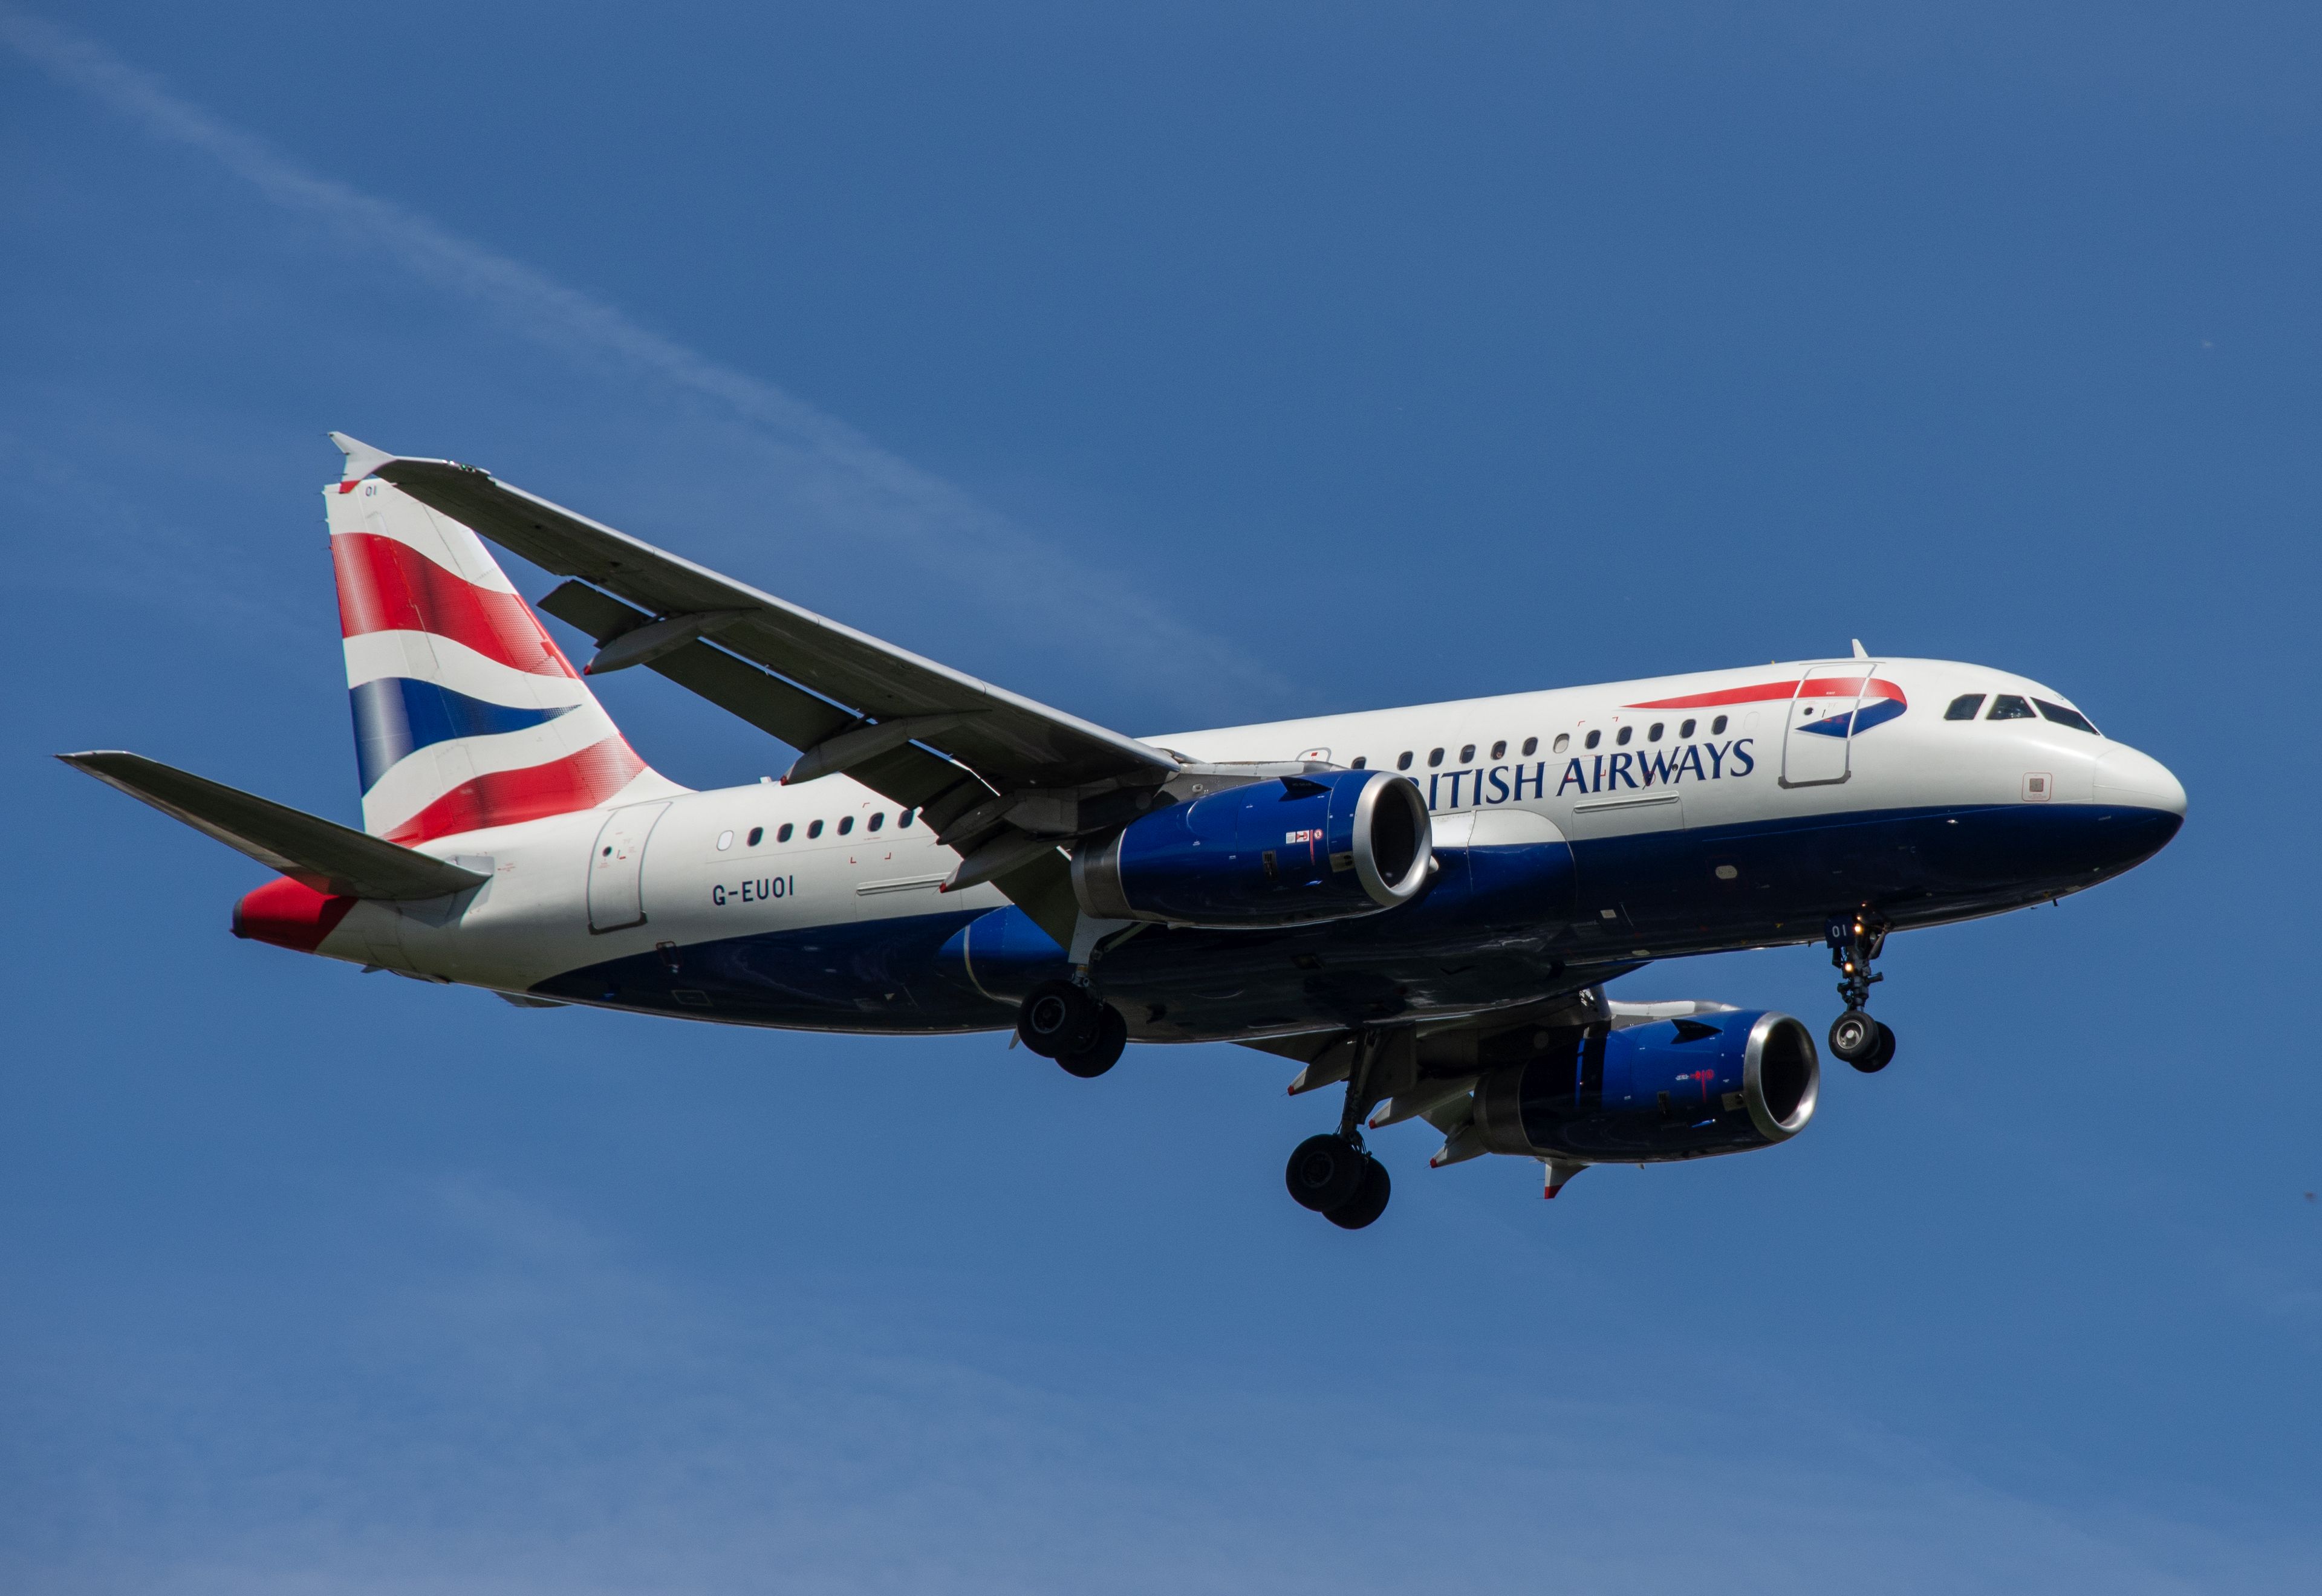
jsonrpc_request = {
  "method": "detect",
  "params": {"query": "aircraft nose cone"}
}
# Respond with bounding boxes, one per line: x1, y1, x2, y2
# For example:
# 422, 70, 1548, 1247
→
2094, 744, 2187, 817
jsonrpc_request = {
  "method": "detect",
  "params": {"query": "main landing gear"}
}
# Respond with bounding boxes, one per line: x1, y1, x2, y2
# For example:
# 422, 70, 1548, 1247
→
1283, 1033, 1394, 1230
1286, 1134, 1391, 1229
1016, 980, 1128, 1078
1826, 911, 1898, 1074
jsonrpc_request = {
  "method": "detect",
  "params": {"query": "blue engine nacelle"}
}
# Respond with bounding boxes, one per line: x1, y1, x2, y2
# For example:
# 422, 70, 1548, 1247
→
1468, 1011, 1820, 1162
1071, 770, 1433, 927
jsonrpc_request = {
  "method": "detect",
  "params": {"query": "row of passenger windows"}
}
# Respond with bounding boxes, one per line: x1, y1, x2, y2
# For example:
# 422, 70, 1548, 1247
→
716, 809, 917, 851
1943, 693, 2098, 733
1347, 715, 1734, 773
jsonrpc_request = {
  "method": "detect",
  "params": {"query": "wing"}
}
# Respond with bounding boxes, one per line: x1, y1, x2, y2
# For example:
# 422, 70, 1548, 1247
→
1241, 978, 1696, 1169
338, 436, 1182, 945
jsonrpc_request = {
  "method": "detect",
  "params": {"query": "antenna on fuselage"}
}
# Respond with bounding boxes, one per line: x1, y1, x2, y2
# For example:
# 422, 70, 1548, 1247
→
1851, 638, 1869, 660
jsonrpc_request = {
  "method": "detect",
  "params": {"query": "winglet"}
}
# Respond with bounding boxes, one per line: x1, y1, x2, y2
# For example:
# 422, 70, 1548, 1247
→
329, 431, 398, 484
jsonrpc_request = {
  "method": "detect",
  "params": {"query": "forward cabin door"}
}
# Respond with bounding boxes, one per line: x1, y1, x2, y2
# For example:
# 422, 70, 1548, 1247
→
1780, 664, 1876, 787
588, 801, 672, 932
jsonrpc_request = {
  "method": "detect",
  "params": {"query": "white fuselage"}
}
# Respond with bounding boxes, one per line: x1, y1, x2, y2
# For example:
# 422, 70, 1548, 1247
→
296, 655, 2183, 1037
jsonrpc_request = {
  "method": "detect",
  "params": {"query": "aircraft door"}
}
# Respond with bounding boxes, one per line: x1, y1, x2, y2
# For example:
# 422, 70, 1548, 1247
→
1781, 664, 1875, 787
588, 801, 672, 932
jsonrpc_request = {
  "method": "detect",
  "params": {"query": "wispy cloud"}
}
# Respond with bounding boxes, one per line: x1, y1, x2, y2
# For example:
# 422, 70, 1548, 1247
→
0, 7, 1292, 720
5, 1170, 2311, 1596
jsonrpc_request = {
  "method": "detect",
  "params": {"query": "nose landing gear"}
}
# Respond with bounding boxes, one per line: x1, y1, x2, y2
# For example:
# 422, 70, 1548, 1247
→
1826, 912, 1898, 1073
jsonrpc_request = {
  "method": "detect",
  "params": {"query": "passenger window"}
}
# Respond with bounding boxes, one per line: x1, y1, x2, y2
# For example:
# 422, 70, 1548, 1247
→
1490, 740, 1506, 759
1648, 722, 1665, 742
899, 809, 915, 829
868, 812, 884, 831
1711, 715, 1728, 735
1945, 694, 1985, 721
837, 816, 854, 835
1459, 744, 1475, 764
2035, 699, 2099, 734
1350, 756, 1367, 769
1679, 719, 1696, 739
1549, 734, 1566, 754
716, 829, 734, 851
747, 826, 764, 846
1584, 730, 1601, 750
1616, 725, 1633, 746
807, 820, 824, 839
1523, 736, 1540, 756
777, 823, 794, 843
1397, 751, 1413, 771
1427, 747, 1445, 768
1987, 695, 2035, 721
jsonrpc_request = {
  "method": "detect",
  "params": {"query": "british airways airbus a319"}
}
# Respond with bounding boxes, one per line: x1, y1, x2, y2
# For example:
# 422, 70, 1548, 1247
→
63, 436, 2187, 1227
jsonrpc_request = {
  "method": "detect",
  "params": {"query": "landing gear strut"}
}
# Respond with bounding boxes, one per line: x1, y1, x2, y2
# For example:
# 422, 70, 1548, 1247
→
1283, 1033, 1394, 1229
1016, 980, 1127, 1077
1826, 912, 1898, 1073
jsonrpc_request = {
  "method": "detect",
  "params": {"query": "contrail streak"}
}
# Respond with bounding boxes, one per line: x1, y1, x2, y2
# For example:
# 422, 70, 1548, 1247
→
0, 7, 1290, 715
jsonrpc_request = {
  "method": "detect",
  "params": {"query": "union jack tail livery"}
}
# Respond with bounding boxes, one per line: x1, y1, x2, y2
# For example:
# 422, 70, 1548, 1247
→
325, 434, 681, 844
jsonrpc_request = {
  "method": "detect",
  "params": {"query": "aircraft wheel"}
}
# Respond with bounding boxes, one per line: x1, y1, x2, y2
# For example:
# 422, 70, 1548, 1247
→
1853, 1020, 1898, 1074
1325, 1156, 1391, 1230
1285, 1134, 1368, 1213
1018, 980, 1099, 1059
1828, 1009, 1879, 1067
1057, 1003, 1127, 1079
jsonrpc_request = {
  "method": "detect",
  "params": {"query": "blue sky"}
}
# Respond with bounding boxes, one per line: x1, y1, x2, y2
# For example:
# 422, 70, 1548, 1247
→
4, 3, 2318, 1591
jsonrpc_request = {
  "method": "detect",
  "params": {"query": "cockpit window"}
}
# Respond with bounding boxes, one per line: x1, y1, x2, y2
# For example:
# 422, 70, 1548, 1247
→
1945, 694, 1985, 721
1987, 695, 2035, 721
2034, 699, 2099, 735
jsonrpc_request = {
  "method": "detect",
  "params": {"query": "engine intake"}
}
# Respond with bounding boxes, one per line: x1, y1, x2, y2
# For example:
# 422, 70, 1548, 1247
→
1470, 1010, 1819, 1163
1072, 769, 1432, 927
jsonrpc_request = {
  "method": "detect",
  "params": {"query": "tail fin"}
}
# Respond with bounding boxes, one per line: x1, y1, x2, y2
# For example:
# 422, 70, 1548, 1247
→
325, 433, 681, 843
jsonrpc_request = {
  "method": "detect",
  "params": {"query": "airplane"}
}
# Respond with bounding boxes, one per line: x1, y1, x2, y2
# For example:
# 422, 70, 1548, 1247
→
60, 435, 2188, 1228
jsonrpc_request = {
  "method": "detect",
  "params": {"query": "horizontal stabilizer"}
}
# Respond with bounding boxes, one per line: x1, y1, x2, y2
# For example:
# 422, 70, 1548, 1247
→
56, 751, 490, 901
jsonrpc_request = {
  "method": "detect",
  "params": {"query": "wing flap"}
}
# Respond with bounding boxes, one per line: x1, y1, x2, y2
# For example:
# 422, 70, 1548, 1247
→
536, 579, 994, 816
369, 453, 1175, 793
538, 579, 854, 751
538, 577, 1078, 940
58, 751, 489, 900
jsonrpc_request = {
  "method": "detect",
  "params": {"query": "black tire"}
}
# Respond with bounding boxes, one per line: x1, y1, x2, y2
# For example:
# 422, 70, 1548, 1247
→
1057, 1003, 1127, 1079
1018, 980, 1099, 1059
1828, 1009, 1878, 1066
1325, 1156, 1391, 1230
1285, 1134, 1367, 1213
1852, 1020, 1897, 1074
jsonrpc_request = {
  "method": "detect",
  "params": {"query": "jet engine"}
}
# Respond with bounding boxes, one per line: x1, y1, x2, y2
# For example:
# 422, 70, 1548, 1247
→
1071, 770, 1432, 927
1468, 1010, 1820, 1161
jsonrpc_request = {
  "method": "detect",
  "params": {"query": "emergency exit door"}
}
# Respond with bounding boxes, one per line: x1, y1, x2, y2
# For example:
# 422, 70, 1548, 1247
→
1781, 664, 1878, 787
587, 801, 671, 932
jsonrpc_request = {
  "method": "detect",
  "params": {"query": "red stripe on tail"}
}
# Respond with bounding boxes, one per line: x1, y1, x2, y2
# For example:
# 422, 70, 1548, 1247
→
382, 736, 647, 845
332, 533, 576, 678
